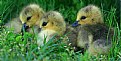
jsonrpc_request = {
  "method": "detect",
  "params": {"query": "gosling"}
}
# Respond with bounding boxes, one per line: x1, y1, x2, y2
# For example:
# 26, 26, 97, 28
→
20, 4, 45, 34
37, 11, 66, 46
5, 4, 45, 34
72, 5, 113, 56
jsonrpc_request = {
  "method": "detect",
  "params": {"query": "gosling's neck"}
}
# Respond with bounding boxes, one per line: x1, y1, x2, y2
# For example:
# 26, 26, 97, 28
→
35, 20, 40, 26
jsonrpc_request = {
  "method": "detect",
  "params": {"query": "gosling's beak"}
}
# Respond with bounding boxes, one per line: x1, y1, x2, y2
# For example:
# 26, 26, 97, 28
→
21, 23, 29, 33
38, 28, 42, 31
72, 21, 79, 27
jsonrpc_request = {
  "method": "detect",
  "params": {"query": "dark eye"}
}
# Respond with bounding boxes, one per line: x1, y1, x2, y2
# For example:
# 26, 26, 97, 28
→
80, 16, 86, 20
27, 16, 32, 21
42, 22, 48, 26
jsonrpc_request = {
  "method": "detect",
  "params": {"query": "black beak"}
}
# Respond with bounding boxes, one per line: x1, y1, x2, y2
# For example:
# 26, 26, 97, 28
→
21, 23, 29, 33
72, 21, 79, 27
38, 28, 42, 31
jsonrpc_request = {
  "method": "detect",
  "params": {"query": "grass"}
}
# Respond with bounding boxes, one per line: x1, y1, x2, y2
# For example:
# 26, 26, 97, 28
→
0, 0, 120, 61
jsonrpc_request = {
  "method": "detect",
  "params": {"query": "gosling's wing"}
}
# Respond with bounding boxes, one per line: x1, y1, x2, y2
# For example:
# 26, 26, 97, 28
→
4, 18, 22, 33
88, 39, 111, 56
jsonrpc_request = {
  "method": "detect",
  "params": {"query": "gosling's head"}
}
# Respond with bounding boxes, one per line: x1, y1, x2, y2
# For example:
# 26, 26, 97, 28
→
20, 4, 45, 30
39, 11, 66, 35
72, 5, 103, 27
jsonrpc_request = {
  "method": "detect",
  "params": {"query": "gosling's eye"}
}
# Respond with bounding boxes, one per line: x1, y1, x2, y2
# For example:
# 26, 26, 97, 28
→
42, 22, 48, 26
80, 16, 86, 20
27, 16, 32, 21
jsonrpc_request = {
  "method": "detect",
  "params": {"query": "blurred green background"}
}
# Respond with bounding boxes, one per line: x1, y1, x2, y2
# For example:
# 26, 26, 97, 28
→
0, 0, 120, 25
